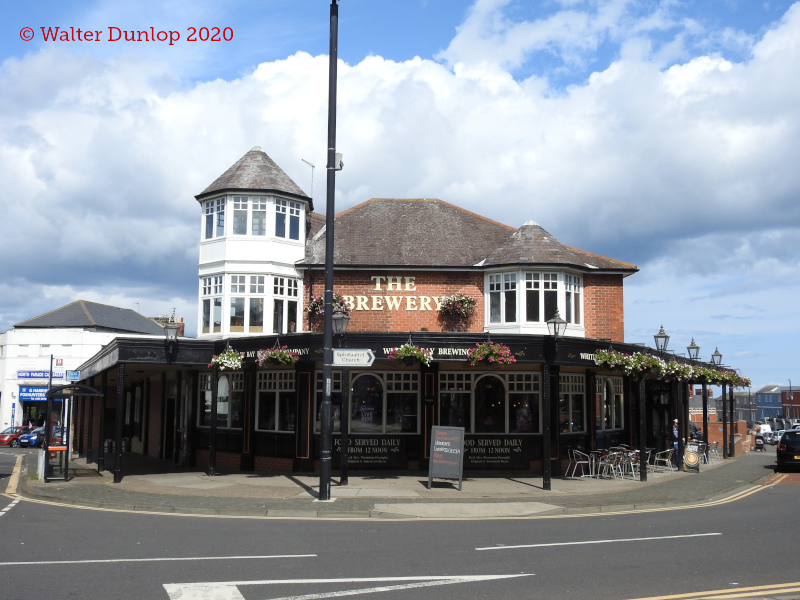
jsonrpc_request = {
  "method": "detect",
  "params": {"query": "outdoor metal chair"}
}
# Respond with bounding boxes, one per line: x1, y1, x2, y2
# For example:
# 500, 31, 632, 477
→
652, 448, 674, 473
566, 450, 591, 477
709, 442, 721, 461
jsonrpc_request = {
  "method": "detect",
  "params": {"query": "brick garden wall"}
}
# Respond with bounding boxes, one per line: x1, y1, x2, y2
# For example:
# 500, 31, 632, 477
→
304, 270, 485, 333
583, 274, 624, 342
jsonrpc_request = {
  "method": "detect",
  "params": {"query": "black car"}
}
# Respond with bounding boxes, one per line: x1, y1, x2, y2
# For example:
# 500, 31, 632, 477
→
776, 430, 800, 471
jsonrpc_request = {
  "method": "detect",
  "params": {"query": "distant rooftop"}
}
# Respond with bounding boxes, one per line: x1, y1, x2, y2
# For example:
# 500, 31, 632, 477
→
15, 300, 166, 336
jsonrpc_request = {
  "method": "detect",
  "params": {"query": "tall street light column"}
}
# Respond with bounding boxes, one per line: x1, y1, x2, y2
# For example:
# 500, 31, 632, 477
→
319, 0, 340, 502
544, 310, 566, 491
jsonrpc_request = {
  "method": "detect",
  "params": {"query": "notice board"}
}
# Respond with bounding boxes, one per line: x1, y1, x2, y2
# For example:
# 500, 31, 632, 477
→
428, 426, 465, 491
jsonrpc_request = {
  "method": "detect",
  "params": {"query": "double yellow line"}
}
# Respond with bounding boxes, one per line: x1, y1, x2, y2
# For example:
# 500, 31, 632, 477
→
628, 580, 800, 600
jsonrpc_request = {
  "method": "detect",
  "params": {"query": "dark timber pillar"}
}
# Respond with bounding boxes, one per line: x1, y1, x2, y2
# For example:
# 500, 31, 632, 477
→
173, 371, 182, 465
113, 363, 125, 484
542, 363, 551, 491
98, 372, 107, 473
87, 391, 94, 464
702, 382, 709, 463
729, 386, 736, 457
638, 378, 647, 482
722, 383, 728, 458
209, 368, 218, 477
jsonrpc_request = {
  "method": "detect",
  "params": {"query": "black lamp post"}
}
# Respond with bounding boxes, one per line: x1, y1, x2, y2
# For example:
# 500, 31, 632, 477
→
164, 320, 180, 363
711, 347, 722, 367
319, 0, 340, 503
542, 310, 566, 491
654, 325, 669, 353
687, 339, 700, 361
333, 312, 350, 485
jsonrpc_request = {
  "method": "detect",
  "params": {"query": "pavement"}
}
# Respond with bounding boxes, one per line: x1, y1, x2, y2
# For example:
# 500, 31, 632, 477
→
11, 446, 779, 519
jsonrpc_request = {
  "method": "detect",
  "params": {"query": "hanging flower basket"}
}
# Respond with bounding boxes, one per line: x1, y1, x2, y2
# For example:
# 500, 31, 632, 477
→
593, 349, 751, 387
209, 346, 244, 370
437, 294, 477, 319
467, 342, 516, 367
306, 293, 351, 317
257, 346, 300, 366
387, 344, 433, 367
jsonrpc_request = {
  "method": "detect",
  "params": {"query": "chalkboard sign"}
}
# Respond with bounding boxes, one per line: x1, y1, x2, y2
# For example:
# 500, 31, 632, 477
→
428, 426, 465, 491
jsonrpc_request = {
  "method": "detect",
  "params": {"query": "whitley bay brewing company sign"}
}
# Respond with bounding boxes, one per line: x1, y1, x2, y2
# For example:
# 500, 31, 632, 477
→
337, 276, 449, 312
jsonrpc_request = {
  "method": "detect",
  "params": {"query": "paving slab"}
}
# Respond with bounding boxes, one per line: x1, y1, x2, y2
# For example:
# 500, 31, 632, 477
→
12, 447, 779, 518
372, 501, 563, 518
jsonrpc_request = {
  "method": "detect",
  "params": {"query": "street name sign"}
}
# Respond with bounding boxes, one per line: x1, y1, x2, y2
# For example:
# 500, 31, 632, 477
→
428, 426, 465, 491
333, 349, 375, 367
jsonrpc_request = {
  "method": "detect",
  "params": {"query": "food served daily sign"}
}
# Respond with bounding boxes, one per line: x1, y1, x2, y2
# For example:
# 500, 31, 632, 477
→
428, 426, 465, 491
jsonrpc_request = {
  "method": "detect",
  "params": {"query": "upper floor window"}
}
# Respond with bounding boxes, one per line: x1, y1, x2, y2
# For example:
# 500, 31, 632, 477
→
565, 274, 582, 324
275, 199, 301, 240
204, 198, 225, 239
232, 197, 248, 235
252, 198, 267, 236
230, 275, 246, 294
250, 275, 265, 294
525, 272, 558, 322
489, 273, 516, 323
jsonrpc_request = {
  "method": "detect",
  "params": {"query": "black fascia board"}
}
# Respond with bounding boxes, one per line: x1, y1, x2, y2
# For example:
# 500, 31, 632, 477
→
77, 337, 216, 380
194, 188, 313, 212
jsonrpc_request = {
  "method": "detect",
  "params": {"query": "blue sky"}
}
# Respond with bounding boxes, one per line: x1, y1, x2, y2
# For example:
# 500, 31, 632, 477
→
1, 0, 799, 390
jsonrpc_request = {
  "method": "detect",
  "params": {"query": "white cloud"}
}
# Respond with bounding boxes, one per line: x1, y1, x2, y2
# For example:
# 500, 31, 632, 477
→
1, 1, 799, 385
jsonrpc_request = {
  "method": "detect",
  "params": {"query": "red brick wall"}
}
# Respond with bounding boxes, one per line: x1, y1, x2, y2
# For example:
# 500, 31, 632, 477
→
254, 456, 293, 472
195, 449, 242, 471
304, 270, 485, 333
147, 378, 162, 459
583, 274, 624, 342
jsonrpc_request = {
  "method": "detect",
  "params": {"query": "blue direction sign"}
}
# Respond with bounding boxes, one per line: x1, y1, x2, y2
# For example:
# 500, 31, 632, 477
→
66, 370, 80, 382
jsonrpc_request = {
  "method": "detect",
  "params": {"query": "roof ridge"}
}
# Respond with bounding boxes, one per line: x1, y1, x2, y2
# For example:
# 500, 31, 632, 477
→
333, 198, 516, 232
78, 300, 97, 326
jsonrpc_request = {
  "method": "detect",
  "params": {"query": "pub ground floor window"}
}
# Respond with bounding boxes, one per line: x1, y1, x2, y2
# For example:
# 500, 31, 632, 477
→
313, 371, 420, 435
198, 372, 243, 429
596, 376, 624, 431
558, 373, 586, 433
438, 372, 541, 434
256, 371, 296, 432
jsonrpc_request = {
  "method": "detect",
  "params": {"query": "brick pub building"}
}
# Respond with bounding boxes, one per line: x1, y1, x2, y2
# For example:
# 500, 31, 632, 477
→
73, 147, 698, 478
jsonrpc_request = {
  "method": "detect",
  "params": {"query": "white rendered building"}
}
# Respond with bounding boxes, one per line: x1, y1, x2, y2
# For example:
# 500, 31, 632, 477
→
196, 147, 315, 339
0, 301, 166, 428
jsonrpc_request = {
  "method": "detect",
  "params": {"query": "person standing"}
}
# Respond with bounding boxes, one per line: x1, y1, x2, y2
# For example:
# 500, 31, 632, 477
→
672, 419, 680, 466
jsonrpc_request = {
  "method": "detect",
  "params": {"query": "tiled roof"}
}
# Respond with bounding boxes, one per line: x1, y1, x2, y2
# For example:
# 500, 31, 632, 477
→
482, 221, 637, 272
302, 200, 635, 273
308, 212, 326, 238
15, 301, 166, 335
196, 147, 310, 207
301, 199, 515, 267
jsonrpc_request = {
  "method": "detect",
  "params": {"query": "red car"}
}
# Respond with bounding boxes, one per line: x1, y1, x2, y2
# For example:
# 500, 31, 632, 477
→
0, 426, 35, 448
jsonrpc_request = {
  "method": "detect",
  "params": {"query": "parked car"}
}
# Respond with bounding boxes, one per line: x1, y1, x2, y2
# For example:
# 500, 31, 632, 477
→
774, 430, 786, 445
0, 426, 35, 448
18, 427, 46, 447
777, 430, 800, 471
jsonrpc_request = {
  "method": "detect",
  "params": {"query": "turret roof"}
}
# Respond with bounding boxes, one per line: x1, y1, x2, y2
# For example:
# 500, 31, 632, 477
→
196, 147, 311, 209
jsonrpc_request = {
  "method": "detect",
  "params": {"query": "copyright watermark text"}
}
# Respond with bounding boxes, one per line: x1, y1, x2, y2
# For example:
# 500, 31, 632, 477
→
20, 26, 233, 45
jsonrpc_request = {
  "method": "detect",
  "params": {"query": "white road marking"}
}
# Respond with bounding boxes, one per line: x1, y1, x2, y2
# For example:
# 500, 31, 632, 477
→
476, 532, 721, 550
0, 554, 316, 566
163, 574, 532, 600
0, 498, 20, 516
